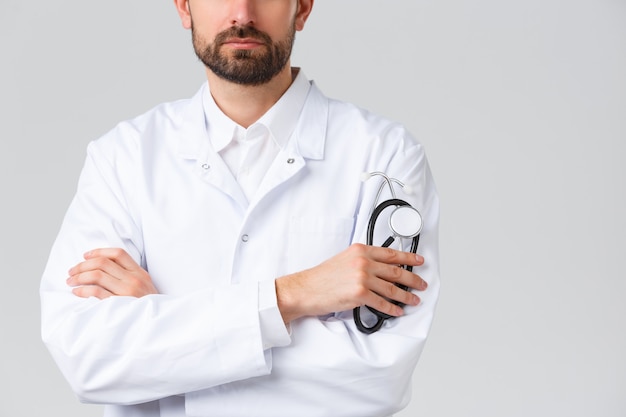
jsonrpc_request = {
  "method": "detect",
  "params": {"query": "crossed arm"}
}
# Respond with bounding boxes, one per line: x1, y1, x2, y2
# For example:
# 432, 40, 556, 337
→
67, 243, 428, 324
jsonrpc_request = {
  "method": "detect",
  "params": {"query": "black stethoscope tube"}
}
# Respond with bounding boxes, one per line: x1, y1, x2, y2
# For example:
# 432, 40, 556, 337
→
353, 199, 420, 334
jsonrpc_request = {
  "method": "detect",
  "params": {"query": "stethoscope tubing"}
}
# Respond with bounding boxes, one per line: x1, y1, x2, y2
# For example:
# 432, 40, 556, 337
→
353, 198, 420, 334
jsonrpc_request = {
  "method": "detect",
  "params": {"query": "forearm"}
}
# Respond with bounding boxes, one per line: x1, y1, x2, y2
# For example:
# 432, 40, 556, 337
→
41, 278, 272, 405
275, 244, 427, 324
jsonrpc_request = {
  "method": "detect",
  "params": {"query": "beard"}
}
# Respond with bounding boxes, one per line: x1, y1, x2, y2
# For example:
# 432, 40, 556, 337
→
192, 23, 295, 86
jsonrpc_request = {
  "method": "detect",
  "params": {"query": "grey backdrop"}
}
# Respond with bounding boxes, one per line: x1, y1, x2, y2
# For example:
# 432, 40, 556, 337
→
1, 1, 625, 416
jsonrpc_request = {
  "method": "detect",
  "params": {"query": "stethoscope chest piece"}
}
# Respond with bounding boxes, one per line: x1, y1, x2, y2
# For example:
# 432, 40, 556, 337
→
389, 205, 422, 239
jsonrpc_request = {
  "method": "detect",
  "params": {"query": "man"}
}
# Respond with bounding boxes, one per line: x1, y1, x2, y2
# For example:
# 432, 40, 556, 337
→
40, 1, 440, 416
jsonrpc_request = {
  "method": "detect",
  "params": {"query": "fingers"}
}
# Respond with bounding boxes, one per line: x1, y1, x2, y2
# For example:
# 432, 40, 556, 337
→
67, 248, 158, 299
368, 275, 420, 307
71, 285, 115, 300
83, 248, 141, 271
377, 262, 428, 292
365, 244, 425, 270
348, 244, 428, 317
362, 292, 405, 318
357, 276, 419, 318
67, 256, 128, 295
351, 244, 428, 291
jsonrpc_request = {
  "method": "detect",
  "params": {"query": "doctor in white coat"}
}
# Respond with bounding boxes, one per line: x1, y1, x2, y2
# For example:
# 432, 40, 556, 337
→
40, 1, 440, 416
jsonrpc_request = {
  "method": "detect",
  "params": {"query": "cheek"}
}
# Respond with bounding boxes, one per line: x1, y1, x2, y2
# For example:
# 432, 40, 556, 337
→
189, 5, 225, 38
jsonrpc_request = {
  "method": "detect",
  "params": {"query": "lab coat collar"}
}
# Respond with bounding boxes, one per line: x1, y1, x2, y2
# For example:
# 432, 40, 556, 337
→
291, 80, 327, 161
176, 86, 211, 160
201, 88, 237, 153
256, 68, 311, 151
176, 73, 328, 162
201, 68, 314, 154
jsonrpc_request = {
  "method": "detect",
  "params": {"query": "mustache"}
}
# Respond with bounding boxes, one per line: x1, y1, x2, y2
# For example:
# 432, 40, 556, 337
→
214, 26, 273, 45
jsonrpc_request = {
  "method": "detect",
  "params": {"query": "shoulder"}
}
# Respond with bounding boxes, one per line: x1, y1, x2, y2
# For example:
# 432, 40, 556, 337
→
331, 98, 410, 134
87, 85, 205, 160
312, 85, 422, 155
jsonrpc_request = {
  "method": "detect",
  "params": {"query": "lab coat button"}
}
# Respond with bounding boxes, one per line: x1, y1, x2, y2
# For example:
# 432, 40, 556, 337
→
287, 158, 295, 164
241, 234, 249, 242
201, 163, 210, 170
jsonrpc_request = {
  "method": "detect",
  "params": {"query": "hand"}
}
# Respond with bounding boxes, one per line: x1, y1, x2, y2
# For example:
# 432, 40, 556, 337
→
275, 243, 428, 324
67, 248, 158, 299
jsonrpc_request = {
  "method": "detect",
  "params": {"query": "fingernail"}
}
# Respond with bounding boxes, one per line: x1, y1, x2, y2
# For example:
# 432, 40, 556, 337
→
416, 254, 424, 263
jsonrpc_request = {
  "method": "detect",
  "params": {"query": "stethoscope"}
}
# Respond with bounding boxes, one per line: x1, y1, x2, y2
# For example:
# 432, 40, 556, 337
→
353, 172, 423, 334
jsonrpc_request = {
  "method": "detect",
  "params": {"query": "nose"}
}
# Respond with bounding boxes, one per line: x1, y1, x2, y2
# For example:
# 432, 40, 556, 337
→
230, 0, 257, 26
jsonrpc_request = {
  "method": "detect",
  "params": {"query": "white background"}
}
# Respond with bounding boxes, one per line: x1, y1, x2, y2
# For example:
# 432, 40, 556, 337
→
1, 1, 625, 416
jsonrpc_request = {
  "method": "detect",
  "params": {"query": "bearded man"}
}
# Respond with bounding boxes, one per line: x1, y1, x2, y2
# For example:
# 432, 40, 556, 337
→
41, 1, 440, 416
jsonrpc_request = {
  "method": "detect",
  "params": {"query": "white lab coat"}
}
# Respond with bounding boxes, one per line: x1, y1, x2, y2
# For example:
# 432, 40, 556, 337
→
40, 79, 440, 417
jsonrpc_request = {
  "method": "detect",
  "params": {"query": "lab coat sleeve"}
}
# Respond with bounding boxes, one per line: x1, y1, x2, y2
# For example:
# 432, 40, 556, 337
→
186, 130, 441, 417
40, 136, 276, 405
328, 139, 439, 415
287, 146, 440, 415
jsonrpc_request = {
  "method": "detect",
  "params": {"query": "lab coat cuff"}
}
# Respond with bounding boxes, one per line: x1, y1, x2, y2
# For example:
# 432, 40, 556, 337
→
258, 280, 291, 350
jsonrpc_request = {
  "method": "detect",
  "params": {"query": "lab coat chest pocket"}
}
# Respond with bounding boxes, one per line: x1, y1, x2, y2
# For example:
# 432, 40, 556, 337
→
287, 216, 354, 273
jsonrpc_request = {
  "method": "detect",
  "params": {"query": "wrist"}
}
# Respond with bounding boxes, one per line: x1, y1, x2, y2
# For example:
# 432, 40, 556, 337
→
275, 273, 305, 324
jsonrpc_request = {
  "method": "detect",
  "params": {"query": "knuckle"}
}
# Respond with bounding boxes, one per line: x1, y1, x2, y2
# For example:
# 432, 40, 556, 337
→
389, 265, 404, 281
352, 269, 369, 285
381, 246, 398, 261
349, 243, 367, 256
91, 270, 106, 282
94, 287, 112, 299
92, 257, 108, 269
383, 282, 398, 299
74, 286, 107, 300
83, 270, 105, 285
373, 298, 392, 316
81, 286, 98, 297
111, 248, 125, 260
347, 272, 370, 299
73, 272, 88, 285
351, 256, 369, 271
354, 285, 369, 300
